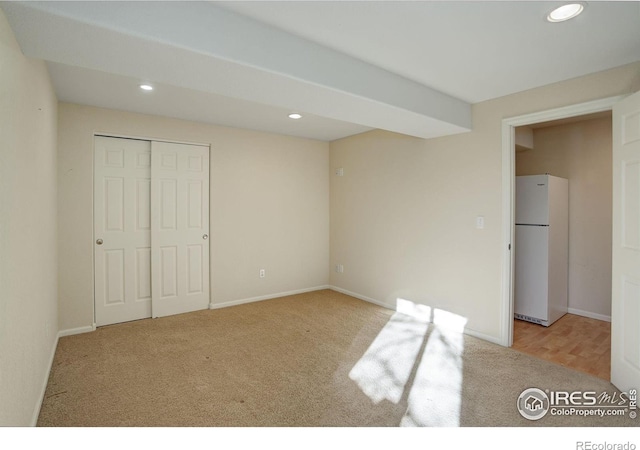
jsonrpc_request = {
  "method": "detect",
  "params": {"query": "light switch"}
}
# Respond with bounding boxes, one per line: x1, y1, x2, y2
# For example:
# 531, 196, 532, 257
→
476, 216, 485, 229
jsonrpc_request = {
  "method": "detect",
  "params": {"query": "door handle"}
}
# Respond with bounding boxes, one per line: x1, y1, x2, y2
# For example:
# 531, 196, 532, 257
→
203, 234, 208, 240
96, 239, 103, 245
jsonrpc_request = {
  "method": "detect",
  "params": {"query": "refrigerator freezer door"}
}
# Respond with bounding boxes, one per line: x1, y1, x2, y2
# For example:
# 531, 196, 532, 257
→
516, 175, 549, 225
515, 225, 549, 323
547, 176, 569, 325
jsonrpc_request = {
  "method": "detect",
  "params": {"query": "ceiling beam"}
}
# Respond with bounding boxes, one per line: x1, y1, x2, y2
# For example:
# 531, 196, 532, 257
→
2, 1, 472, 139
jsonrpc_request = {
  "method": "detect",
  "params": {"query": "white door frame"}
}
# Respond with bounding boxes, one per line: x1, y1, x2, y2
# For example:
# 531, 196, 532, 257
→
499, 95, 627, 347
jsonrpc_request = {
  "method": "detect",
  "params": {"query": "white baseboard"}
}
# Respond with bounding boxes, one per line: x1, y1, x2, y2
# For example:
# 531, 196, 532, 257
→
30, 333, 59, 427
328, 285, 394, 309
31, 324, 97, 425
58, 323, 97, 337
463, 328, 502, 345
329, 285, 502, 345
568, 308, 611, 323
209, 285, 331, 310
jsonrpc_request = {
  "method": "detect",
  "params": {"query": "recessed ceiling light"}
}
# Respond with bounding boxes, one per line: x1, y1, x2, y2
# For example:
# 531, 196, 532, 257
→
288, 113, 302, 120
139, 84, 154, 91
547, 3, 584, 22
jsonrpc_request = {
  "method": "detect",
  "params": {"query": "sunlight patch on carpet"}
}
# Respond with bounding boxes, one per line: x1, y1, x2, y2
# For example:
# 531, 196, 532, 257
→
401, 310, 466, 427
348, 300, 431, 404
349, 298, 467, 426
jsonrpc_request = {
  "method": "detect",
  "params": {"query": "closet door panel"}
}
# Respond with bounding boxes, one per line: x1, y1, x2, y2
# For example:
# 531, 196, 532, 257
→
151, 141, 210, 318
94, 136, 152, 326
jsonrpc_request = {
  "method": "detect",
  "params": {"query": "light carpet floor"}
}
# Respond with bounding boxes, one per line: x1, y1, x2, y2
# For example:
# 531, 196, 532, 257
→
37, 290, 637, 427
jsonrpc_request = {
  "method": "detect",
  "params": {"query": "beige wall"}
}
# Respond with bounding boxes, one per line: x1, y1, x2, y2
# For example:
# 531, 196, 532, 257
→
0, 11, 58, 425
58, 103, 329, 331
516, 117, 613, 319
330, 62, 640, 340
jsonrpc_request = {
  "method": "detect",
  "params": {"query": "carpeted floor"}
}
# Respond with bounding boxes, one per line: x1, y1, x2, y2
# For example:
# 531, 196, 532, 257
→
37, 290, 637, 427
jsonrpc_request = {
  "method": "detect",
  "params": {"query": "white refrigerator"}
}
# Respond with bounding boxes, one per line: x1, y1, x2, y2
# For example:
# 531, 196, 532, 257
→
514, 174, 569, 326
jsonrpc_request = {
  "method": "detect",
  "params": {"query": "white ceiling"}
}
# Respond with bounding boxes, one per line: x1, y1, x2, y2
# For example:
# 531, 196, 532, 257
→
220, 1, 640, 103
2, 1, 639, 142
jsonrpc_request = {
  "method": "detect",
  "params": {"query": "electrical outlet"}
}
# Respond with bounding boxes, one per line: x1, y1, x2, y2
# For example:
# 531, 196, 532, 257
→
335, 167, 344, 176
335, 264, 344, 273
259, 269, 265, 278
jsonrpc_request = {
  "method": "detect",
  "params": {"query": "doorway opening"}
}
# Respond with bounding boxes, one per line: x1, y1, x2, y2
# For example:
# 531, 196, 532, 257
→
510, 111, 612, 379
499, 95, 626, 380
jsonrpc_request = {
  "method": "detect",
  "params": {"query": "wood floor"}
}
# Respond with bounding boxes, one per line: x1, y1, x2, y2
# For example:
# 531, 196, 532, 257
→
512, 313, 611, 380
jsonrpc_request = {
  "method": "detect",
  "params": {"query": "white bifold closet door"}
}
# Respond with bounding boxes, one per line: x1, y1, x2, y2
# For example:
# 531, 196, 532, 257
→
94, 136, 209, 327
